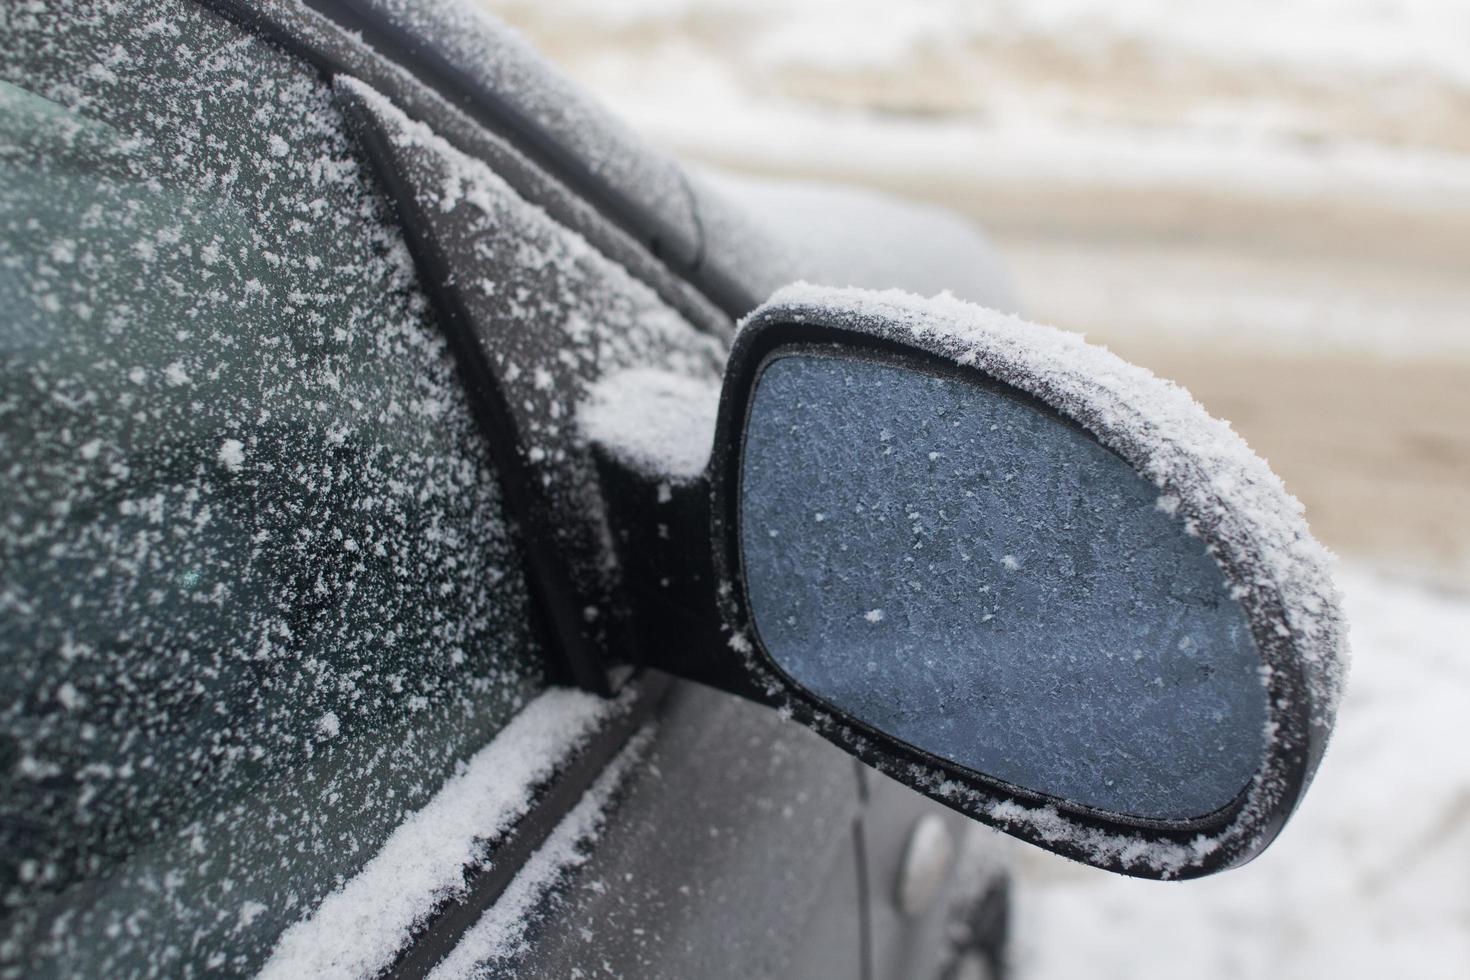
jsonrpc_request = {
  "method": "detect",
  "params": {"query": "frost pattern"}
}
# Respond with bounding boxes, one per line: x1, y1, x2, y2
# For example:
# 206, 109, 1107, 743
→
0, 3, 544, 975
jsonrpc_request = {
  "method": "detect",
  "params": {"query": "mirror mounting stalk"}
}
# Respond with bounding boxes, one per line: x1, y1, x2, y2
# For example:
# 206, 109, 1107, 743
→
591, 284, 1346, 880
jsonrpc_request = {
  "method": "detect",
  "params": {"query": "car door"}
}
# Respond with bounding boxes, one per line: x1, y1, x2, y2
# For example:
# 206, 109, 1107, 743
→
0, 1, 867, 977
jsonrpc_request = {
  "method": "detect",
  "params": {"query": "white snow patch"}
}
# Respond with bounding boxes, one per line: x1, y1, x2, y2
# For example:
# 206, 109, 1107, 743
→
315, 711, 340, 739
487, 0, 1470, 87
237, 900, 268, 932
216, 438, 245, 472
578, 367, 721, 482
259, 688, 632, 980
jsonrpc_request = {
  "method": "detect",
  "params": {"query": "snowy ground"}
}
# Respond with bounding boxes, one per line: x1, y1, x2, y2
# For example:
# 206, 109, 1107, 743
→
482, 0, 1470, 208
484, 0, 1470, 352
476, 1, 1470, 975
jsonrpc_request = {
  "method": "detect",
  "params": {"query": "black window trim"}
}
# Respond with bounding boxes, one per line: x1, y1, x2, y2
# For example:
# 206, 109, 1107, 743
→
380, 672, 672, 979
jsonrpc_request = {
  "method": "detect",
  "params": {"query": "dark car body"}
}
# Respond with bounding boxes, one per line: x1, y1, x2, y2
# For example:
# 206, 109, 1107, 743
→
0, 1, 1015, 977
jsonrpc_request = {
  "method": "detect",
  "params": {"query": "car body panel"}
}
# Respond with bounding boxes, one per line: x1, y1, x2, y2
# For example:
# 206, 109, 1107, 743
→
500, 684, 865, 980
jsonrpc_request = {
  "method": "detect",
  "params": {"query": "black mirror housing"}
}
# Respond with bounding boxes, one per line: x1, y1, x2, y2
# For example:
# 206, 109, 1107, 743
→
593, 284, 1347, 880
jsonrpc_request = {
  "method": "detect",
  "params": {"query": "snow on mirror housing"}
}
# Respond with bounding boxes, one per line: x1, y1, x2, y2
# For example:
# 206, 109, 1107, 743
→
713, 287, 1348, 878
594, 285, 1346, 880
716, 286, 1350, 879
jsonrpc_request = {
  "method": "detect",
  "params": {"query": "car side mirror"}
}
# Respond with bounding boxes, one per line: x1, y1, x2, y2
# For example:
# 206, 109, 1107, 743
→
588, 284, 1346, 879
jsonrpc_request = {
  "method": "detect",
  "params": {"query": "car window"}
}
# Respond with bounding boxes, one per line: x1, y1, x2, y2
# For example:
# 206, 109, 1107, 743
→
0, 3, 545, 976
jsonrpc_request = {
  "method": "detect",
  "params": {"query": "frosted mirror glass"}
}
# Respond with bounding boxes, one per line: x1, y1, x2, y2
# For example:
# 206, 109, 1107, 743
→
739, 353, 1268, 821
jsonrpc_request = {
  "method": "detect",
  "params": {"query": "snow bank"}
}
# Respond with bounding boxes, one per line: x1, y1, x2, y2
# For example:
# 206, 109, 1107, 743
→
488, 0, 1470, 89
483, 0, 1470, 206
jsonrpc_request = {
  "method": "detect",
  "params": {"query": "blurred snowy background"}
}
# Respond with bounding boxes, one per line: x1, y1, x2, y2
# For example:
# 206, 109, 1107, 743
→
479, 1, 1469, 976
